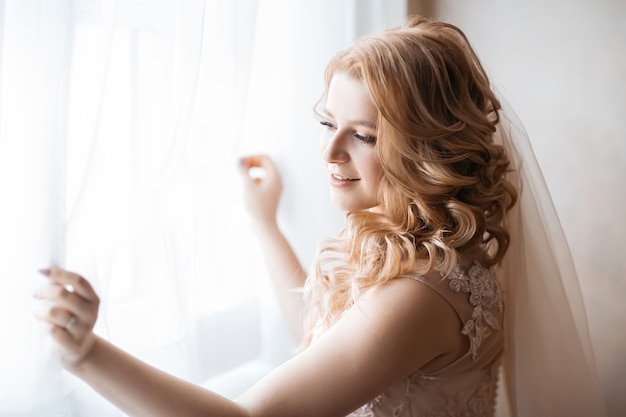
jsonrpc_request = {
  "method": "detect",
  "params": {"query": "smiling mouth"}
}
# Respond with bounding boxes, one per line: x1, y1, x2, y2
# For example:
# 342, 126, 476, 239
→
331, 173, 358, 181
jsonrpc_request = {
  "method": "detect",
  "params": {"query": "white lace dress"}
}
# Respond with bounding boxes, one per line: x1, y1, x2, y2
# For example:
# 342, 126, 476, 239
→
347, 262, 504, 417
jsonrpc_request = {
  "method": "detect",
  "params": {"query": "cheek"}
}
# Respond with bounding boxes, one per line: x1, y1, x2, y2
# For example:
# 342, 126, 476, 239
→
367, 156, 383, 183
372, 168, 384, 191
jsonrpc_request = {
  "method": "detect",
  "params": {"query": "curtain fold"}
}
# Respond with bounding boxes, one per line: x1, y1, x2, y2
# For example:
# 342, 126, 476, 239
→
0, 1, 407, 414
0, 0, 72, 412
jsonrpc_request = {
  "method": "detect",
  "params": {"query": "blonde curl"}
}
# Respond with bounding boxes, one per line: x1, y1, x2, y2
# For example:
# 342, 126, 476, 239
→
303, 16, 518, 344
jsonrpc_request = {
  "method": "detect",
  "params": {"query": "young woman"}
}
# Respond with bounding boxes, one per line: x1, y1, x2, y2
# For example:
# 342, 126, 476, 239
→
35, 16, 606, 417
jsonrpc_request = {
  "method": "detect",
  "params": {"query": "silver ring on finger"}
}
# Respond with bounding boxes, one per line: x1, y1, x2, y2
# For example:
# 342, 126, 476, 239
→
64, 315, 77, 330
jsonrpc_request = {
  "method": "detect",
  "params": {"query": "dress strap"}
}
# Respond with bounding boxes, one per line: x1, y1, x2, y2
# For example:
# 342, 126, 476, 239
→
403, 263, 503, 360
403, 270, 473, 324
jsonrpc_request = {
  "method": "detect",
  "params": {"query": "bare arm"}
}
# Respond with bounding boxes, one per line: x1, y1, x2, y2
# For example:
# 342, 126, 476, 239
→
36, 267, 466, 417
239, 155, 308, 342
252, 221, 308, 343
35, 268, 248, 417
73, 337, 248, 417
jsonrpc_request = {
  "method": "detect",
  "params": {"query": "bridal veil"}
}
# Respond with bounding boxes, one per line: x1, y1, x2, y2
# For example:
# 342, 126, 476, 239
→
493, 94, 607, 417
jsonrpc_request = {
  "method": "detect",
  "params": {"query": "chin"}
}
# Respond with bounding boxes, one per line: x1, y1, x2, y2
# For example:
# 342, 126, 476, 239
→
330, 196, 352, 212
330, 196, 378, 213
329, 188, 380, 211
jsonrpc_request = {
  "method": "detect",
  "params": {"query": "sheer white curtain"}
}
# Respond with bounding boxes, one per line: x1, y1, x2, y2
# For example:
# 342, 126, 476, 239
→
0, 0, 406, 415
0, 1, 71, 413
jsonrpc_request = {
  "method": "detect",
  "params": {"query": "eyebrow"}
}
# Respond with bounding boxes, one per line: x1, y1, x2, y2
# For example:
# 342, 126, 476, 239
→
322, 108, 377, 129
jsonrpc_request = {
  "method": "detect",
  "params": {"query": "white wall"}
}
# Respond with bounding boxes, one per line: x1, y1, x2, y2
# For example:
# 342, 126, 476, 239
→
432, 1, 626, 415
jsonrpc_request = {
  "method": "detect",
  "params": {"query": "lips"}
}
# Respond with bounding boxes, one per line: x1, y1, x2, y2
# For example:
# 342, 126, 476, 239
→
329, 172, 359, 187
331, 173, 357, 181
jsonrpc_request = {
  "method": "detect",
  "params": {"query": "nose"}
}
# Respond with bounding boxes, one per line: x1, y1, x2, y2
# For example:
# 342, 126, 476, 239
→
320, 131, 349, 164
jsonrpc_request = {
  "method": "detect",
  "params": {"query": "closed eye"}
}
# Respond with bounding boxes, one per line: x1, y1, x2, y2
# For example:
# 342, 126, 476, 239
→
319, 119, 376, 144
354, 132, 377, 145
320, 120, 336, 130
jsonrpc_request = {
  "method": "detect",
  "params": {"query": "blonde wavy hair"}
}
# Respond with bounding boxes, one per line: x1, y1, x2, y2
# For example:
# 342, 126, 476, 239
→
302, 16, 517, 344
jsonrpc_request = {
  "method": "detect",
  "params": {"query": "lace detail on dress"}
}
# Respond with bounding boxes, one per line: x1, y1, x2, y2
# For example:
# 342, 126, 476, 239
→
447, 263, 502, 359
354, 363, 499, 417
415, 360, 500, 417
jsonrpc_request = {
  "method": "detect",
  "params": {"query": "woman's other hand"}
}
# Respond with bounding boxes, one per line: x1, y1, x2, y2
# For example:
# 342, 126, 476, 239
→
238, 155, 283, 229
34, 267, 99, 367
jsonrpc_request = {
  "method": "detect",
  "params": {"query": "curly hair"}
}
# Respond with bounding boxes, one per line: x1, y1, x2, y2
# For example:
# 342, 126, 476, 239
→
302, 16, 518, 344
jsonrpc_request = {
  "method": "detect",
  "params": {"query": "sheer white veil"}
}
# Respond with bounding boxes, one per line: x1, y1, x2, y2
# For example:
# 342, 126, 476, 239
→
493, 93, 607, 417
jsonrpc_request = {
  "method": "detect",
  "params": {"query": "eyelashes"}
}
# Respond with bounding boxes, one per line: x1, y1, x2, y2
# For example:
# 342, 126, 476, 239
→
354, 133, 377, 145
319, 120, 377, 145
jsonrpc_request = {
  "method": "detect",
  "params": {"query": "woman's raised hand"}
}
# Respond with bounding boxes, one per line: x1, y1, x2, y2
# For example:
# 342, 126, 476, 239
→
34, 267, 100, 367
238, 155, 283, 229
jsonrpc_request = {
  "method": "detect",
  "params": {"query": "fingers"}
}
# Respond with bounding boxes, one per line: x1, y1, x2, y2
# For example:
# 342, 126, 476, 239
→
48, 322, 79, 350
238, 155, 282, 226
40, 266, 98, 303
35, 303, 74, 329
34, 267, 101, 366
35, 267, 99, 336
239, 154, 273, 170
239, 155, 279, 182
35, 282, 98, 324
35, 303, 85, 339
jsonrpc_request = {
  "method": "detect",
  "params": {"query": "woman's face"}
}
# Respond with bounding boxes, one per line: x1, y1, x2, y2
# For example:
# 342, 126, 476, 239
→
319, 72, 383, 212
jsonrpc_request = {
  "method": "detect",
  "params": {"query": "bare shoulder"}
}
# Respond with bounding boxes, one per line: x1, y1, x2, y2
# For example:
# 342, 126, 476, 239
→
238, 275, 466, 417
358, 273, 448, 311
313, 273, 467, 388
352, 275, 465, 366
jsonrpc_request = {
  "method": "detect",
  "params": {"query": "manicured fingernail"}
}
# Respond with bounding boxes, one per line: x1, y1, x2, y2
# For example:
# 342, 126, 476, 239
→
38, 268, 51, 277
